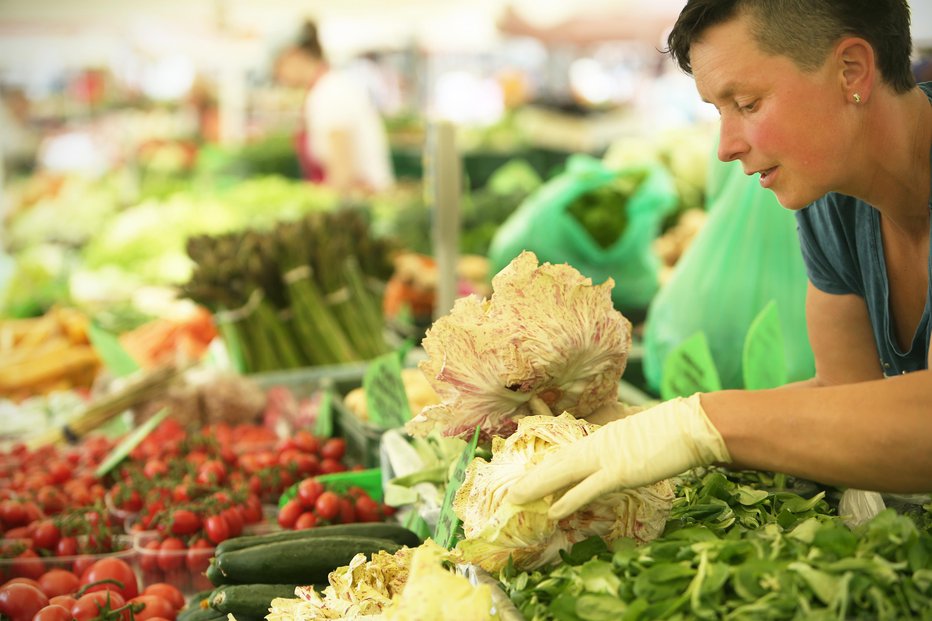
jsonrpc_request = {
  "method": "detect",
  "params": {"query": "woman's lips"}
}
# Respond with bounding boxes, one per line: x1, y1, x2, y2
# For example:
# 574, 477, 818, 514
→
758, 166, 777, 188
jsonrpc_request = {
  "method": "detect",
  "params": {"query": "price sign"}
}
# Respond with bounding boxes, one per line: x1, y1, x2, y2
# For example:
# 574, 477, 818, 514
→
660, 331, 722, 400
314, 387, 335, 438
742, 301, 788, 390
434, 426, 480, 549
88, 322, 140, 378
364, 351, 411, 429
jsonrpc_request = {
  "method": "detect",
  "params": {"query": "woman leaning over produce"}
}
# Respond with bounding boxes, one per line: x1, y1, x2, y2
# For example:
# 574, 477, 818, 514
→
510, 0, 932, 518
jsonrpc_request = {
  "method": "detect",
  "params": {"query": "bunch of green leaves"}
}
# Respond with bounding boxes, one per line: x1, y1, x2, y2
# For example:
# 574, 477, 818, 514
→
500, 508, 932, 621
665, 469, 833, 537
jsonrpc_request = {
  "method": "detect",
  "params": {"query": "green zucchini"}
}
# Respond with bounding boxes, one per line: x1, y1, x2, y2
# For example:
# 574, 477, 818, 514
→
210, 584, 300, 617
216, 536, 403, 585
214, 522, 421, 556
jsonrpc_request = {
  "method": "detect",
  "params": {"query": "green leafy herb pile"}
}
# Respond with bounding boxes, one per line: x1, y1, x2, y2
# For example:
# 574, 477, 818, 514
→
499, 469, 932, 620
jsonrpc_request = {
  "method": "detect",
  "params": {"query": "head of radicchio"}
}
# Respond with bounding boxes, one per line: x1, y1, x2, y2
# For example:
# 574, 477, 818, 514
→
405, 251, 632, 441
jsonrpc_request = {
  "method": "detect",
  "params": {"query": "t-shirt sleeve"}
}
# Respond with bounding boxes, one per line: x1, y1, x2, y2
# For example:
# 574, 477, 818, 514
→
794, 198, 864, 296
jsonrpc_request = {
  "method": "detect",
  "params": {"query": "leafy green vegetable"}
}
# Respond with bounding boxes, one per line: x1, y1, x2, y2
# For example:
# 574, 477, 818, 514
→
565, 170, 645, 250
499, 469, 932, 620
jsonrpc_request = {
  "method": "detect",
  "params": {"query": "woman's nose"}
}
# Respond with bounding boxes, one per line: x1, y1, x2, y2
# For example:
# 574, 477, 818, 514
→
717, 117, 747, 162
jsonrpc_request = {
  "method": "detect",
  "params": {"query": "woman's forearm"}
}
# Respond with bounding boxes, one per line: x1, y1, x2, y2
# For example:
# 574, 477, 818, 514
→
701, 370, 932, 493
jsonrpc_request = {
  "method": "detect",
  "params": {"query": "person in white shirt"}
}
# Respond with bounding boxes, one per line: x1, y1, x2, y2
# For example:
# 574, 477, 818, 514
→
274, 21, 394, 194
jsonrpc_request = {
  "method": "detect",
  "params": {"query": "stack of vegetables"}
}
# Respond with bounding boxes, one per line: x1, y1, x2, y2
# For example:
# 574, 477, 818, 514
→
188, 522, 421, 621
0, 307, 100, 402
182, 208, 397, 372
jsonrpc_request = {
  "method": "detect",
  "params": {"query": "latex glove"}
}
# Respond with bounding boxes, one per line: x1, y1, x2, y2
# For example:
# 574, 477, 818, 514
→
508, 394, 731, 520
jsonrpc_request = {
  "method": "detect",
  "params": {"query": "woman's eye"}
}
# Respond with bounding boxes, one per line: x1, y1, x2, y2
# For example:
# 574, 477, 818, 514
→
739, 100, 758, 112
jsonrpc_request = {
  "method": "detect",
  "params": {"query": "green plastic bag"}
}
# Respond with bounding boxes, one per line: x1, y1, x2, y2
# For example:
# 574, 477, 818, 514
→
643, 153, 815, 392
488, 154, 678, 314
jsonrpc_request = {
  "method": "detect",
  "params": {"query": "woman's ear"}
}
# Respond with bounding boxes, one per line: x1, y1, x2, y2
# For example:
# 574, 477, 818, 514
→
835, 37, 875, 102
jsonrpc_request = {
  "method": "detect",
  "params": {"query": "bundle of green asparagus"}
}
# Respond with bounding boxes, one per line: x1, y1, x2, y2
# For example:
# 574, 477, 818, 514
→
183, 208, 397, 372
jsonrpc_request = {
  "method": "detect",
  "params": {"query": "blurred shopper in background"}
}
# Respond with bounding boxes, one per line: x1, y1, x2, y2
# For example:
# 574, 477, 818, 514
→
274, 20, 394, 195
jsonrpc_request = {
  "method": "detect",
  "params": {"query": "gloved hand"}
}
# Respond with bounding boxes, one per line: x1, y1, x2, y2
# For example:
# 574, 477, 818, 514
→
508, 394, 731, 519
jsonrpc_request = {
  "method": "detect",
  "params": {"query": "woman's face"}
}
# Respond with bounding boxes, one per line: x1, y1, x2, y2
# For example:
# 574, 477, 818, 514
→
691, 14, 854, 210
275, 49, 323, 89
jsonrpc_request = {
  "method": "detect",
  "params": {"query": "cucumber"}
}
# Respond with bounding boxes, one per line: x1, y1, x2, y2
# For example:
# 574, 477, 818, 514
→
216, 536, 403, 585
185, 589, 216, 610
176, 604, 227, 621
205, 559, 231, 587
214, 522, 421, 556
210, 584, 300, 618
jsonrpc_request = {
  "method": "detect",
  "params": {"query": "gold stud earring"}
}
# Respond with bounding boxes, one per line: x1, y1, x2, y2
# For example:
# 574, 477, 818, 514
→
853, 93, 862, 104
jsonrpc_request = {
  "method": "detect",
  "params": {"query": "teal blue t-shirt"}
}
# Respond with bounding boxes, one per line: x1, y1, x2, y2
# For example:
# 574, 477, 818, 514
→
795, 82, 932, 377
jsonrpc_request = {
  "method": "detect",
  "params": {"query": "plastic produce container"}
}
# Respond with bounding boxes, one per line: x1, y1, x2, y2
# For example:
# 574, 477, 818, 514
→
0, 535, 135, 581
131, 532, 214, 598
250, 363, 387, 469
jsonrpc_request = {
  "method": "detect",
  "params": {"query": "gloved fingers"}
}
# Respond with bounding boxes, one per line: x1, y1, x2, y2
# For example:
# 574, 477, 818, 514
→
507, 447, 595, 505
547, 472, 614, 520
584, 401, 641, 426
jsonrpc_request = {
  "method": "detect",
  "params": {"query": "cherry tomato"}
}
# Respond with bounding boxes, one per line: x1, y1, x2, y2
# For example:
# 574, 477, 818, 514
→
204, 514, 230, 545
0, 501, 28, 529
70, 590, 126, 621
46, 596, 75, 610
0, 583, 49, 621
294, 512, 317, 530
354, 496, 381, 523
185, 539, 212, 573
196, 461, 226, 486
320, 438, 346, 462
319, 458, 346, 475
12, 550, 45, 580
54, 537, 77, 558
141, 584, 184, 611
139, 540, 161, 572
292, 454, 320, 478
2, 579, 42, 590
79, 557, 138, 600
36, 570, 80, 598
143, 460, 168, 479
31, 522, 60, 553
277, 500, 303, 530
35, 489, 65, 516
314, 492, 340, 521
69, 556, 95, 580
292, 430, 320, 454
222, 507, 244, 538
157, 538, 185, 572
31, 604, 72, 621
296, 479, 325, 509
128, 595, 177, 621
338, 498, 356, 524
46, 462, 72, 486
169, 510, 201, 536
240, 496, 264, 525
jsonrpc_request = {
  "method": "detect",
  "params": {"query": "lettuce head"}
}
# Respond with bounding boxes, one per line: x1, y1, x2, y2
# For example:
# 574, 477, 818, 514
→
407, 251, 632, 441
453, 413, 674, 573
